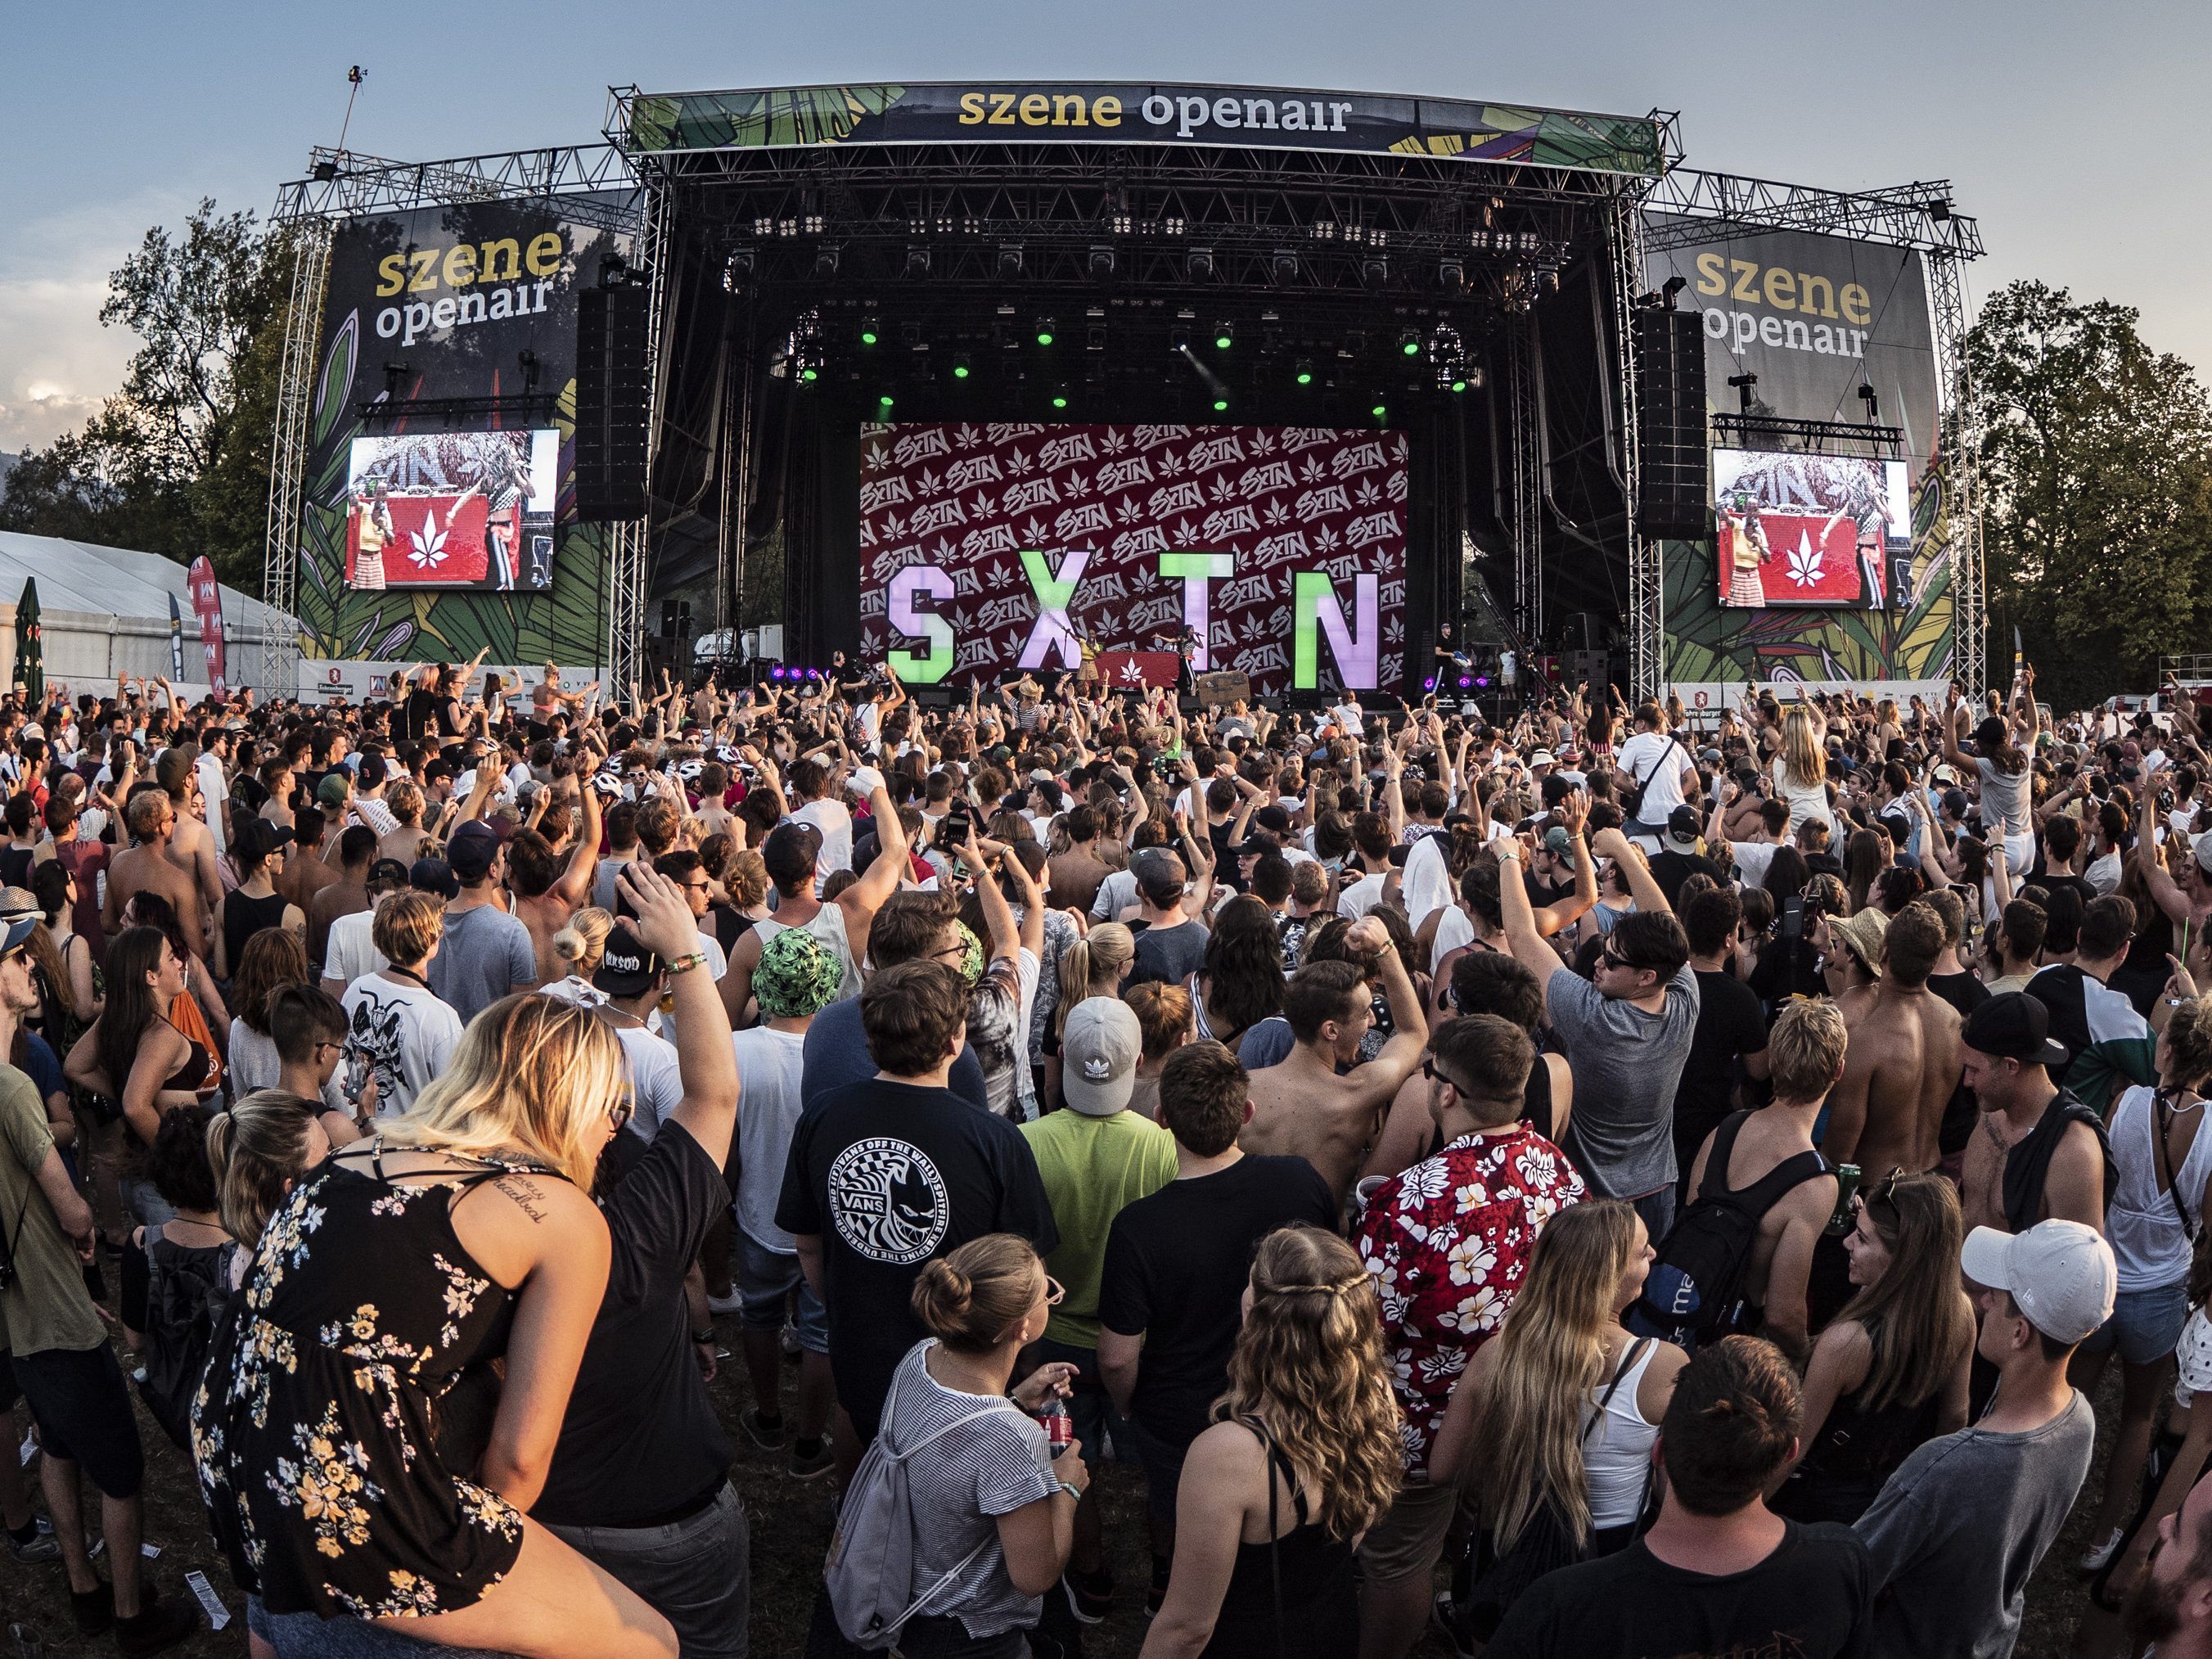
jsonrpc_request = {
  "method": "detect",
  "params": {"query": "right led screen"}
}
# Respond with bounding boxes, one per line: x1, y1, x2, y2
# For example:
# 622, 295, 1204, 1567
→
1714, 447, 1910, 611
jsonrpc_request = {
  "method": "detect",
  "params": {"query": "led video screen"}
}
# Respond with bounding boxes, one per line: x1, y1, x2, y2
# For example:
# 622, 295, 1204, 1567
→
345, 429, 559, 591
1714, 447, 1909, 611
855, 422, 1408, 694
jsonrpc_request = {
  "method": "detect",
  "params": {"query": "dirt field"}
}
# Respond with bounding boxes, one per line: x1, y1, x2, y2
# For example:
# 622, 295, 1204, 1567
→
2, 1329, 2126, 1657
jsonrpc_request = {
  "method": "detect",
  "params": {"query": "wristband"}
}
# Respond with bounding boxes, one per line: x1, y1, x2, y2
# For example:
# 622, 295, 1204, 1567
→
692, 1328, 716, 1346
1056, 1481, 1086, 1503
666, 949, 710, 977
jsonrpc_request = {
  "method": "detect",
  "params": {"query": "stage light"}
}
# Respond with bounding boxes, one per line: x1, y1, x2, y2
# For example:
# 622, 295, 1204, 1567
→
1370, 403, 1387, 420
1661, 274, 1688, 305
998, 244, 1025, 278
1187, 248, 1214, 281
1295, 359, 1314, 386
1398, 329, 1421, 358
1089, 246, 1116, 279
1449, 375, 1469, 394
1213, 322, 1233, 350
1051, 387, 1070, 410
1362, 255, 1389, 285
814, 246, 839, 278
720, 249, 755, 293
1923, 199, 1953, 223
953, 354, 971, 380
1438, 259, 1466, 293
1270, 249, 1300, 286
904, 245, 931, 277
1087, 323, 1108, 352
1212, 399, 1228, 412
877, 394, 894, 409
1474, 675, 1491, 688
1034, 318, 1056, 346
858, 317, 879, 346
1458, 676, 1474, 689
1423, 676, 1437, 692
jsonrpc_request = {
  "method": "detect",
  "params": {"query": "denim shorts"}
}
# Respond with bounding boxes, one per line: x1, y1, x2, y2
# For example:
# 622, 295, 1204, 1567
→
732, 1231, 829, 1353
2083, 1279, 2192, 1367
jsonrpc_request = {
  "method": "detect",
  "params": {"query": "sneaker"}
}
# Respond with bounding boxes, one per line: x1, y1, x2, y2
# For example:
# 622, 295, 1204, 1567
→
788, 1438, 835, 1481
2079, 1525, 2126, 1574
705, 1290, 743, 1315
115, 1592, 200, 1658
5, 1521, 59, 1562
740, 1409, 787, 1451
1061, 1565, 1113, 1625
72, 1580, 115, 1636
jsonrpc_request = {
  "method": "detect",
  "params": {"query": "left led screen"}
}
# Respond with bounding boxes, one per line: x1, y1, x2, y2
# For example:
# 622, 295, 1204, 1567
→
345, 429, 559, 592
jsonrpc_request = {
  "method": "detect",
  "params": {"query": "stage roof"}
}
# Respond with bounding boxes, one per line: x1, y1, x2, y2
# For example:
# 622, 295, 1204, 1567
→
615, 82, 1673, 178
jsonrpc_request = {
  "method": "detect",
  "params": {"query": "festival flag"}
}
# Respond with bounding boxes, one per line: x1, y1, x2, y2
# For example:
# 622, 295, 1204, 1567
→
11, 578, 43, 704
188, 557, 228, 700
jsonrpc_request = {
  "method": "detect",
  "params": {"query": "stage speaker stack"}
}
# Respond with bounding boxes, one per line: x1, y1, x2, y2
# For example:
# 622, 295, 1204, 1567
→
1566, 649, 1614, 692
1633, 309, 1710, 540
575, 286, 651, 521
1194, 669, 1251, 706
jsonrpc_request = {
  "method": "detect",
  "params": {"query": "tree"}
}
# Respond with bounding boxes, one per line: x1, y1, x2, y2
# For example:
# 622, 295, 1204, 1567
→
1966, 280, 2212, 703
0, 199, 295, 594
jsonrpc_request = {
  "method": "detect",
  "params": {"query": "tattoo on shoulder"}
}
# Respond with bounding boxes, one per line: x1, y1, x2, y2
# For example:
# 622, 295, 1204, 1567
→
498, 1175, 549, 1223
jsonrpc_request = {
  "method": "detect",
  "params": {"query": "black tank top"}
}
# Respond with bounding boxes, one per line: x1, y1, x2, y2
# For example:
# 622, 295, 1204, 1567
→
223, 888, 291, 974
1201, 1421, 1358, 1659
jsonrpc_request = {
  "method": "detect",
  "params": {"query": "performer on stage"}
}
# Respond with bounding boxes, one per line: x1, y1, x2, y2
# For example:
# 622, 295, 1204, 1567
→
1152, 621, 1201, 696
1721, 488, 1771, 607
1074, 620, 1101, 692
1430, 621, 1469, 685
351, 479, 393, 592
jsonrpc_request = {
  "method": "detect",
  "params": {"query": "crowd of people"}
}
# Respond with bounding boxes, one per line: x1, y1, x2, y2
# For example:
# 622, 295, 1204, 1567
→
5, 655, 2212, 1657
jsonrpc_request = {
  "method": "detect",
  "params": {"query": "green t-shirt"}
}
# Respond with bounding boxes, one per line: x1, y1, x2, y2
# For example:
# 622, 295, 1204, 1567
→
1020, 1107, 1178, 1348
0, 1062, 101, 1358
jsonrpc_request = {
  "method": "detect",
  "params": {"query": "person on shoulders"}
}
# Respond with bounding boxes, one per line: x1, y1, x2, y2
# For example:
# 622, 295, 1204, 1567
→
1484, 1336, 1872, 1659
1854, 1219, 2112, 1658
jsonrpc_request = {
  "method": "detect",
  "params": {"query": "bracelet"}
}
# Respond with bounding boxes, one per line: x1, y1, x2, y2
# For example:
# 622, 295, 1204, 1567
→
692, 1328, 716, 1346
666, 950, 710, 976
1056, 1480, 1087, 1503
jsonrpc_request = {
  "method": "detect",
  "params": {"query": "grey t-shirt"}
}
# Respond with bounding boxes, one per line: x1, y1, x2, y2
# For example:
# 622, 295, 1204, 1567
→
1976, 757, 2032, 840
1854, 1389, 2095, 1659
427, 902, 538, 1026
1130, 920, 1210, 989
1545, 964, 1701, 1198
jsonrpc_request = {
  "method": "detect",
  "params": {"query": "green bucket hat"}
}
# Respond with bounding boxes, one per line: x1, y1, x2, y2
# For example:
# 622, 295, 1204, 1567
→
754, 926, 844, 1018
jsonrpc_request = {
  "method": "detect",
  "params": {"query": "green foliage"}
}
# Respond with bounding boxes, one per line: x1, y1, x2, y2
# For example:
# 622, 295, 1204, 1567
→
0, 201, 295, 595
1967, 280, 2212, 698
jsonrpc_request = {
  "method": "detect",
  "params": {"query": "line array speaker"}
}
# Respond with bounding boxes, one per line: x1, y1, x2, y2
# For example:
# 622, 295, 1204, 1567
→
1633, 309, 1710, 540
575, 286, 651, 521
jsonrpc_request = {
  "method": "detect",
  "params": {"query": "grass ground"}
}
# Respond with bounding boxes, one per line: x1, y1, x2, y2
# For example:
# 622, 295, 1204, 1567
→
2, 1326, 2125, 1658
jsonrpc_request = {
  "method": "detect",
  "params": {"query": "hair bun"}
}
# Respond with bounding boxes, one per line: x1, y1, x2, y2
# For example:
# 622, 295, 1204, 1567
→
551, 925, 585, 964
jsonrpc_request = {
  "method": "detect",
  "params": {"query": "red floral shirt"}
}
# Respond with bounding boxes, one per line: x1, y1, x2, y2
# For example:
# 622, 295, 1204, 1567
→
1354, 1125, 1584, 1479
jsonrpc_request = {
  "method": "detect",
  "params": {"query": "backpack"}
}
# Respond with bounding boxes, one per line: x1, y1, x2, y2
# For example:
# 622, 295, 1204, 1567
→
823, 1358, 1031, 1648
1629, 1112, 1829, 1351
137, 1232, 238, 1449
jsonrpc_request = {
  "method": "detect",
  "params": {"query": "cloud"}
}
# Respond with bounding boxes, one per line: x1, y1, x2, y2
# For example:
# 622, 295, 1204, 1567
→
0, 191, 191, 453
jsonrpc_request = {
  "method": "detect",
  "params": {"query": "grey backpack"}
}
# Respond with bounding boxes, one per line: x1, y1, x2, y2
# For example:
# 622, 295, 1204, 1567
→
823, 1367, 1029, 1648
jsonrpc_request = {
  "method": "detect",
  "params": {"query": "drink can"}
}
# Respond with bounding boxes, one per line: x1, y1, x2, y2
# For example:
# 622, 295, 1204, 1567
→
1827, 1163, 1863, 1236
1037, 1398, 1072, 1458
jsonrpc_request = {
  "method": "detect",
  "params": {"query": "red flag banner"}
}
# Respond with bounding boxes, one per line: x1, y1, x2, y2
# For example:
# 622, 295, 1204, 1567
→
187, 556, 228, 699
1091, 651, 1183, 690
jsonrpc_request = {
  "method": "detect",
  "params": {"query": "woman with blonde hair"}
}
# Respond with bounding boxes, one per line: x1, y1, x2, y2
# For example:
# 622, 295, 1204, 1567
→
1772, 1171, 1973, 1525
206, 1089, 334, 1258
1142, 1225, 1402, 1658
1772, 699, 1835, 833
1427, 1199, 1687, 1643
195, 866, 708, 1657
545, 905, 614, 991
863, 1233, 1083, 1657
1050, 920, 1133, 1108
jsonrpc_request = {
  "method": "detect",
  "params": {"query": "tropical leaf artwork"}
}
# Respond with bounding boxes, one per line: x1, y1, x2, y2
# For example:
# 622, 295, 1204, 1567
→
627, 85, 905, 153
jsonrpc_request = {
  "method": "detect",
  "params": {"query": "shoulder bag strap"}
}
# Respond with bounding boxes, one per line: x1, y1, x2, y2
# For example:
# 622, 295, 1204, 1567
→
1251, 1418, 1286, 1659
2155, 1087, 2200, 1241
1581, 1337, 1650, 1445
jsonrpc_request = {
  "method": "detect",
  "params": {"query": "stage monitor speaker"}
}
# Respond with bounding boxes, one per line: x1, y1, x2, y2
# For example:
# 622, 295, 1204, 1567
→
1566, 650, 1613, 691
1633, 309, 1710, 540
575, 286, 651, 521
1194, 669, 1250, 706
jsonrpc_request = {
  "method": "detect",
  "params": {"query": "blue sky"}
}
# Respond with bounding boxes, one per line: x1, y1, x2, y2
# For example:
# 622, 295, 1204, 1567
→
3, 0, 2208, 451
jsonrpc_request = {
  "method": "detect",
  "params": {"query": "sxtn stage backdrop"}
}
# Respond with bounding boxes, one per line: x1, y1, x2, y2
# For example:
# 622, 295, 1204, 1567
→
295, 196, 632, 693
857, 422, 1408, 696
1644, 220, 1959, 710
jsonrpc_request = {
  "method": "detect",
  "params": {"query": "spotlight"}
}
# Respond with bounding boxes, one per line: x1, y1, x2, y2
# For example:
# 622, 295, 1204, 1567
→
1034, 317, 1056, 346
877, 394, 894, 409
814, 246, 839, 278
1051, 385, 1070, 410
1088, 246, 1116, 279
1362, 255, 1389, 285
599, 252, 630, 290
904, 245, 931, 277
1661, 274, 1688, 305
953, 354, 971, 380
1438, 259, 1466, 293
1398, 328, 1421, 358
1187, 248, 1214, 281
1423, 676, 1437, 692
1457, 676, 1474, 690
1370, 402, 1387, 420
1858, 382, 1881, 423
720, 249, 755, 293
1295, 358, 1314, 386
1727, 372, 1759, 413
1169, 324, 1192, 353
1269, 249, 1300, 285
998, 244, 1025, 278
1212, 398, 1228, 412
1213, 321, 1233, 350
858, 314, 879, 346
1087, 322, 1107, 352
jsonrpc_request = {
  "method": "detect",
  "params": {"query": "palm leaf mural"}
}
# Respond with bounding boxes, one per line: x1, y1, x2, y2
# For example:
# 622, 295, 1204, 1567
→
312, 311, 358, 453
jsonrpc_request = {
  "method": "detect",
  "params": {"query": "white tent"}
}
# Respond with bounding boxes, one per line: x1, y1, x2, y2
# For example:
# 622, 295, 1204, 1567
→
0, 530, 293, 697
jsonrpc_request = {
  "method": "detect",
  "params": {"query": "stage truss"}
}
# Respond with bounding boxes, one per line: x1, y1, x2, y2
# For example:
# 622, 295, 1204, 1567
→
261, 144, 647, 699
1641, 167, 1989, 696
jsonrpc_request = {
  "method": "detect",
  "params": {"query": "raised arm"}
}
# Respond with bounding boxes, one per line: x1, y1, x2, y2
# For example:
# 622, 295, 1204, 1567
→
1494, 835, 1566, 1011
621, 863, 741, 1166
1593, 825, 1670, 917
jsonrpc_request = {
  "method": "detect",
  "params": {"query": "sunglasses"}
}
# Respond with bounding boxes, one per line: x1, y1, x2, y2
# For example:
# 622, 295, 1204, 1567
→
1847, 1169, 1903, 1228
1420, 1057, 1475, 1095
1598, 948, 1645, 975
1042, 1276, 1065, 1308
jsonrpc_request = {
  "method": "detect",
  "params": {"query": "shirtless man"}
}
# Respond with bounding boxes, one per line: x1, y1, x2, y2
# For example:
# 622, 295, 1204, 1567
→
1680, 997, 1844, 1364
720, 775, 907, 1025
1241, 917, 1428, 1199
1822, 900, 1962, 1183
1957, 990, 2108, 1238
104, 789, 210, 957
277, 805, 340, 918
154, 744, 222, 923
503, 770, 603, 984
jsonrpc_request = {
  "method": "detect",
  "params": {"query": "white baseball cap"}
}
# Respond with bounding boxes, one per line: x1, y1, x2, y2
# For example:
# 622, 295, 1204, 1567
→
1059, 999, 1142, 1116
1960, 1220, 2116, 1346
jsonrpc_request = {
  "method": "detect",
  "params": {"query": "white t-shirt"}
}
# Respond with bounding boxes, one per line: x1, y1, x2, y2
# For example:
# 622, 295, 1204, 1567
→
791, 797, 853, 893
340, 974, 464, 1118
1337, 871, 1389, 921
1616, 731, 1691, 823
196, 752, 230, 856
615, 1025, 686, 1140
322, 908, 387, 990
732, 1026, 809, 1251
1728, 841, 1778, 889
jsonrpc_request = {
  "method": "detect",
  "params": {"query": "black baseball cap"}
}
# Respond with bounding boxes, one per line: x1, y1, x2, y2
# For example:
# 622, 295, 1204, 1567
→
448, 821, 502, 882
409, 857, 460, 901
1962, 992, 2070, 1068
233, 816, 295, 862
592, 923, 665, 999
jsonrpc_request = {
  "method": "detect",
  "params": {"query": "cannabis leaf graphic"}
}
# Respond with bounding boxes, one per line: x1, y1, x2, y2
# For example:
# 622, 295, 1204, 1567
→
1786, 532, 1823, 588
407, 519, 448, 570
